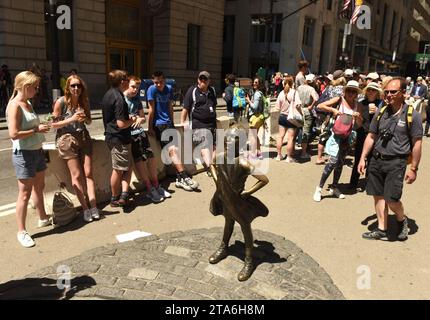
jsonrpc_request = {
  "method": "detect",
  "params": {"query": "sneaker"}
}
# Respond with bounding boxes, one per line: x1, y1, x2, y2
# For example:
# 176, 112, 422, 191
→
313, 186, 322, 202
175, 177, 193, 191
110, 199, 121, 207
157, 186, 172, 198
90, 207, 100, 220
147, 187, 164, 203
285, 156, 297, 163
300, 153, 311, 160
17, 231, 35, 248
274, 154, 284, 161
328, 188, 346, 199
397, 217, 409, 241
83, 209, 93, 222
37, 216, 53, 228
362, 228, 388, 240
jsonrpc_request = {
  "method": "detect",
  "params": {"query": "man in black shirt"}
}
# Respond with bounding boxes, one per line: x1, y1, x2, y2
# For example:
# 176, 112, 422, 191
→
102, 70, 137, 207
181, 71, 217, 172
358, 77, 423, 241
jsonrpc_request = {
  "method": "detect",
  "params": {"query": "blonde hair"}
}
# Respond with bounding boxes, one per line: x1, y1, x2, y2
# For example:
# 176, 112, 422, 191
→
332, 77, 347, 87
10, 71, 40, 101
381, 76, 393, 89
64, 75, 91, 120
283, 75, 294, 94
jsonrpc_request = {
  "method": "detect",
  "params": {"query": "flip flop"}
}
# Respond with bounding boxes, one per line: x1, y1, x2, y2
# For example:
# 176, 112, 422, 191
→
315, 160, 326, 165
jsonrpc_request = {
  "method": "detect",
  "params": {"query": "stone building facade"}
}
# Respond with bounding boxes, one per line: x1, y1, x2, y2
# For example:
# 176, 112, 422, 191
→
0, 0, 225, 105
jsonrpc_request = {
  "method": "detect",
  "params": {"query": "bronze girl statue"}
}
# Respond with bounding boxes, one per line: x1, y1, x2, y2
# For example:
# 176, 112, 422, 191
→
208, 126, 269, 281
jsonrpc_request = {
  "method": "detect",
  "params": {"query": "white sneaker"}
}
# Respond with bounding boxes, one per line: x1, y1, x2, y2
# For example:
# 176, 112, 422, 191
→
329, 188, 346, 199
157, 186, 171, 198
83, 209, 93, 222
175, 178, 193, 191
184, 176, 199, 189
285, 156, 297, 163
274, 154, 284, 161
313, 187, 322, 202
90, 207, 100, 220
37, 216, 53, 228
147, 187, 164, 203
17, 231, 35, 248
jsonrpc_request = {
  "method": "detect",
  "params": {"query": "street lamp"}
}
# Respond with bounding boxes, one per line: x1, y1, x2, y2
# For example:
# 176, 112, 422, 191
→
339, 54, 349, 69
48, 0, 61, 100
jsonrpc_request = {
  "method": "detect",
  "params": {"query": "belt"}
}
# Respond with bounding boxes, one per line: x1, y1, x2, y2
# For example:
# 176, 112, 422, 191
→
372, 151, 408, 160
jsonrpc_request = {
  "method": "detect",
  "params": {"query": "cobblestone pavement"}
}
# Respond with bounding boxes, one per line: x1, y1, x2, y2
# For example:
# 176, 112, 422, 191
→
0, 228, 344, 300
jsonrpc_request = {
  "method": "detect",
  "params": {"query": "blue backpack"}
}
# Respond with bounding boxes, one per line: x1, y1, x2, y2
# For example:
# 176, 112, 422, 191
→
232, 86, 246, 110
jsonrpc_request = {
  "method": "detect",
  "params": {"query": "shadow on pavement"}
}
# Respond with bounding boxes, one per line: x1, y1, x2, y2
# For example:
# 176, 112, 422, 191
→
361, 213, 419, 242
0, 276, 96, 300
31, 209, 121, 239
227, 239, 288, 270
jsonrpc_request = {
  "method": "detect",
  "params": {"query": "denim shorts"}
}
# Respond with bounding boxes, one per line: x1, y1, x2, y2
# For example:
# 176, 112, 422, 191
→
12, 149, 47, 180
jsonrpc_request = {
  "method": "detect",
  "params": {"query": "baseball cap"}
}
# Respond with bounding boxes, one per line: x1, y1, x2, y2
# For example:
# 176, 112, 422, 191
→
333, 70, 344, 80
417, 76, 423, 81
198, 71, 210, 79
366, 72, 380, 81
344, 69, 354, 77
305, 74, 316, 82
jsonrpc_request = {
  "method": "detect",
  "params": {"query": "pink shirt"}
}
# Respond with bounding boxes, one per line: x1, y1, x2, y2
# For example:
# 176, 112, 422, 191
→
275, 89, 302, 115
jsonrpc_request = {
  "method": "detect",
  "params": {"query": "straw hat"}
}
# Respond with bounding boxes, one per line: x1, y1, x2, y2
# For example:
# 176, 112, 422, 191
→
363, 82, 383, 95
344, 80, 362, 93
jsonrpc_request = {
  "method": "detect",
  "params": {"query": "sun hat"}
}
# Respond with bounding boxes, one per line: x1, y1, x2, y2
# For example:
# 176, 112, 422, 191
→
366, 72, 380, 81
363, 82, 383, 95
344, 80, 361, 93
305, 74, 316, 82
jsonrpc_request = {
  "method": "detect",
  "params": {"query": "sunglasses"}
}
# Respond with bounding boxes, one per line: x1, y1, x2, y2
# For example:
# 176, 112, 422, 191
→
384, 90, 400, 95
70, 83, 82, 89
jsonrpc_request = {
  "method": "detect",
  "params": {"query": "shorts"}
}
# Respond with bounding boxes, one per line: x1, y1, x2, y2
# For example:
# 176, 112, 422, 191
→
154, 123, 177, 148
12, 149, 47, 180
278, 114, 297, 129
366, 156, 408, 202
192, 127, 217, 149
301, 108, 314, 144
131, 132, 154, 162
56, 131, 92, 160
249, 114, 264, 129
107, 142, 132, 171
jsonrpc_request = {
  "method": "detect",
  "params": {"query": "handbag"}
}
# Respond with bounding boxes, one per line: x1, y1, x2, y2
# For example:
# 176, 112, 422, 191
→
332, 101, 354, 139
287, 91, 304, 127
52, 175, 78, 227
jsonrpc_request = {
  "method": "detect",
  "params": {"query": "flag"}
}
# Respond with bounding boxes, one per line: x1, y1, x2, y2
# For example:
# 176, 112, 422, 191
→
339, 0, 352, 19
350, 0, 364, 24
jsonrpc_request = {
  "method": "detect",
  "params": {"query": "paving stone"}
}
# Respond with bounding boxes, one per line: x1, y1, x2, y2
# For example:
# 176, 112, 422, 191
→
164, 246, 191, 257
128, 268, 159, 280
114, 278, 147, 291
144, 282, 175, 296
157, 272, 188, 287
250, 283, 286, 300
185, 279, 216, 296
11, 228, 344, 300
94, 287, 124, 299
173, 288, 211, 300
123, 289, 155, 300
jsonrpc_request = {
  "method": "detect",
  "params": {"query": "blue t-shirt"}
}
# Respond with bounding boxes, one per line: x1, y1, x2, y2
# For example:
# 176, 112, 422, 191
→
124, 94, 144, 136
147, 84, 173, 126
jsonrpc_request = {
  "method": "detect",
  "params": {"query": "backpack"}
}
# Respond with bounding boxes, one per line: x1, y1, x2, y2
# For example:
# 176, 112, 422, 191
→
376, 104, 414, 162
331, 99, 354, 139
261, 94, 270, 120
190, 86, 217, 129
232, 86, 246, 110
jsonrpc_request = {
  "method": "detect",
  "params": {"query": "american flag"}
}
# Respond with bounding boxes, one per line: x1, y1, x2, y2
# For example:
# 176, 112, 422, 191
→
339, 0, 352, 19
350, 4, 362, 24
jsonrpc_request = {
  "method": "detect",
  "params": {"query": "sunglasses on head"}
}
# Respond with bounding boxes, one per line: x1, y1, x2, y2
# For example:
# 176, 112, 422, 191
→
70, 84, 82, 89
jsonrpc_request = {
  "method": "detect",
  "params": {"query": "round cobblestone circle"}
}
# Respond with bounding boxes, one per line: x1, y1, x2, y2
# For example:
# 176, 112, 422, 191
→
1, 228, 344, 300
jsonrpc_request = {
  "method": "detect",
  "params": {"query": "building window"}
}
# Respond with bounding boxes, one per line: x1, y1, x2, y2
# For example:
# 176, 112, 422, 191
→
107, 1, 140, 42
379, 3, 388, 47
326, 0, 332, 10
44, 0, 74, 62
397, 18, 404, 54
223, 15, 235, 44
390, 11, 397, 50
251, 14, 282, 44
187, 24, 200, 70
302, 17, 315, 47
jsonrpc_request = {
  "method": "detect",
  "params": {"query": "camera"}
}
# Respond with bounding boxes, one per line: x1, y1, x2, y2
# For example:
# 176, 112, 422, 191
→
380, 128, 394, 147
